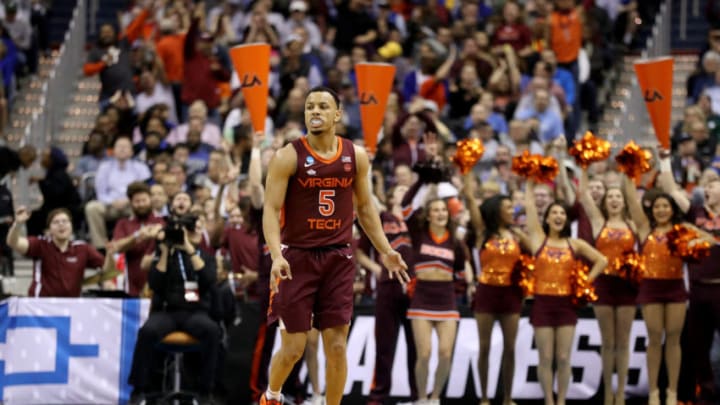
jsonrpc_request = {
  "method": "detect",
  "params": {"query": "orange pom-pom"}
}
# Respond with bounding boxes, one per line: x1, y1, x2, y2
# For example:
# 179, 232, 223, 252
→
612, 251, 645, 288
451, 138, 485, 174
571, 261, 598, 308
511, 152, 559, 183
511, 151, 538, 178
513, 254, 536, 297
666, 224, 711, 262
569, 131, 611, 168
536, 156, 560, 183
615, 141, 652, 180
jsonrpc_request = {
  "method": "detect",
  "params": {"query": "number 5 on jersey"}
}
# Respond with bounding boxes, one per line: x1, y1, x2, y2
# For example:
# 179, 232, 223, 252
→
319, 190, 335, 216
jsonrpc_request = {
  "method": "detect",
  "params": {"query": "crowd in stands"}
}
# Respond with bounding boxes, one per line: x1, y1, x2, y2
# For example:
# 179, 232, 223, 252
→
11, 0, 720, 404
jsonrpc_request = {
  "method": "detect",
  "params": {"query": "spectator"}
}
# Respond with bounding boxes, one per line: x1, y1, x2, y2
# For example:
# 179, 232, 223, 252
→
185, 126, 216, 175
540, 50, 575, 108
135, 130, 171, 165
338, 79, 362, 137
491, 1, 532, 57
697, 93, 720, 142
402, 38, 454, 111
74, 131, 108, 179
111, 182, 165, 297
275, 86, 306, 129
135, 71, 178, 124
150, 183, 169, 216
167, 161, 190, 194
150, 159, 169, 186
83, 7, 149, 106
278, 34, 323, 103
127, 200, 220, 404
30, 0, 49, 57
471, 121, 500, 176
167, 100, 224, 148
283, 1, 322, 49
156, 16, 187, 121
332, 0, 377, 53
464, 99, 509, 135
688, 51, 720, 105
486, 45, 522, 117
450, 36, 496, 87
12, 145, 43, 227
2, 2, 34, 75
516, 76, 565, 120
612, 1, 642, 49
375, 0, 408, 42
447, 63, 482, 123
242, 3, 281, 47
207, 0, 245, 42
687, 119, 717, 167
27, 148, 81, 236
182, 12, 231, 119
671, 132, 704, 191
0, 33, 18, 101
391, 112, 433, 168
133, 110, 175, 145
502, 119, 544, 155
549, 0, 583, 79
514, 87, 564, 144
85, 137, 151, 250
6, 207, 111, 297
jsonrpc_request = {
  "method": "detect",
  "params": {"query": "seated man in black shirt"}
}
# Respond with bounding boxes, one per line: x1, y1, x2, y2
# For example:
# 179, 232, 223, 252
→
128, 210, 220, 403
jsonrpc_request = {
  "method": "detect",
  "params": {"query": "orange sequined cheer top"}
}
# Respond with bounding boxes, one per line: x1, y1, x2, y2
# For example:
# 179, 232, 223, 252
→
642, 230, 684, 279
479, 237, 521, 286
595, 225, 635, 276
534, 241, 576, 296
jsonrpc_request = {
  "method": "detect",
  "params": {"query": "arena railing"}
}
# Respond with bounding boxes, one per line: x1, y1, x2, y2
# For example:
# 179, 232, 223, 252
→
13, 0, 86, 208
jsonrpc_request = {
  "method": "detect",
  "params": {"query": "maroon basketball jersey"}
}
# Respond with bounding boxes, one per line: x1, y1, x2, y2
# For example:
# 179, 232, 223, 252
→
282, 136, 356, 248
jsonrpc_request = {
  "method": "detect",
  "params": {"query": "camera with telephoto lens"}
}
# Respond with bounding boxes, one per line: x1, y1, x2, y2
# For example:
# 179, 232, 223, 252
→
164, 214, 198, 246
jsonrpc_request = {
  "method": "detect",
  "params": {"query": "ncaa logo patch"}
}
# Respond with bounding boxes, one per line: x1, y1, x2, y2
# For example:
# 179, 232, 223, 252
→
304, 156, 315, 168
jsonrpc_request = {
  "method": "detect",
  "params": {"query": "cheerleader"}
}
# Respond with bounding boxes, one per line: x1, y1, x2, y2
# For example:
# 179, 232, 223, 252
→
623, 175, 714, 405
463, 173, 528, 405
524, 180, 607, 405
402, 178, 474, 404
578, 168, 637, 405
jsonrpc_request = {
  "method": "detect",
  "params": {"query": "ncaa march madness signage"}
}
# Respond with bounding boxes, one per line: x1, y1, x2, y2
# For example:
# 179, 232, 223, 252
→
274, 315, 651, 401
0, 298, 150, 404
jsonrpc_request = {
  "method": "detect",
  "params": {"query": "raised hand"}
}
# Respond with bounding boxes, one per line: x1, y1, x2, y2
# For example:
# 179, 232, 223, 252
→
14, 206, 29, 224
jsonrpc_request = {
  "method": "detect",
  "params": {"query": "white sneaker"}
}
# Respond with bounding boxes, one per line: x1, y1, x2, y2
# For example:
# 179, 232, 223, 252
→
303, 394, 324, 405
427, 400, 440, 405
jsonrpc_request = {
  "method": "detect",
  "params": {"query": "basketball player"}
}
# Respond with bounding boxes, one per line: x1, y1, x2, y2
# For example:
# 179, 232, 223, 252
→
261, 86, 410, 405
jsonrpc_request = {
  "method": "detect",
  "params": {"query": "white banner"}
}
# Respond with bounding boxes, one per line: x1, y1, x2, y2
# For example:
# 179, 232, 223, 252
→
277, 316, 650, 399
0, 298, 150, 404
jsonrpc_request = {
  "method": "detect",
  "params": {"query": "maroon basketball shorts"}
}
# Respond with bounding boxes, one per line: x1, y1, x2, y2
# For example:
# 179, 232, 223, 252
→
267, 245, 355, 333
636, 278, 688, 305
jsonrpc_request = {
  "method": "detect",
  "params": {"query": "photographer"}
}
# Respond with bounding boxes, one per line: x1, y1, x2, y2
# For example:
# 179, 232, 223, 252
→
128, 210, 220, 404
